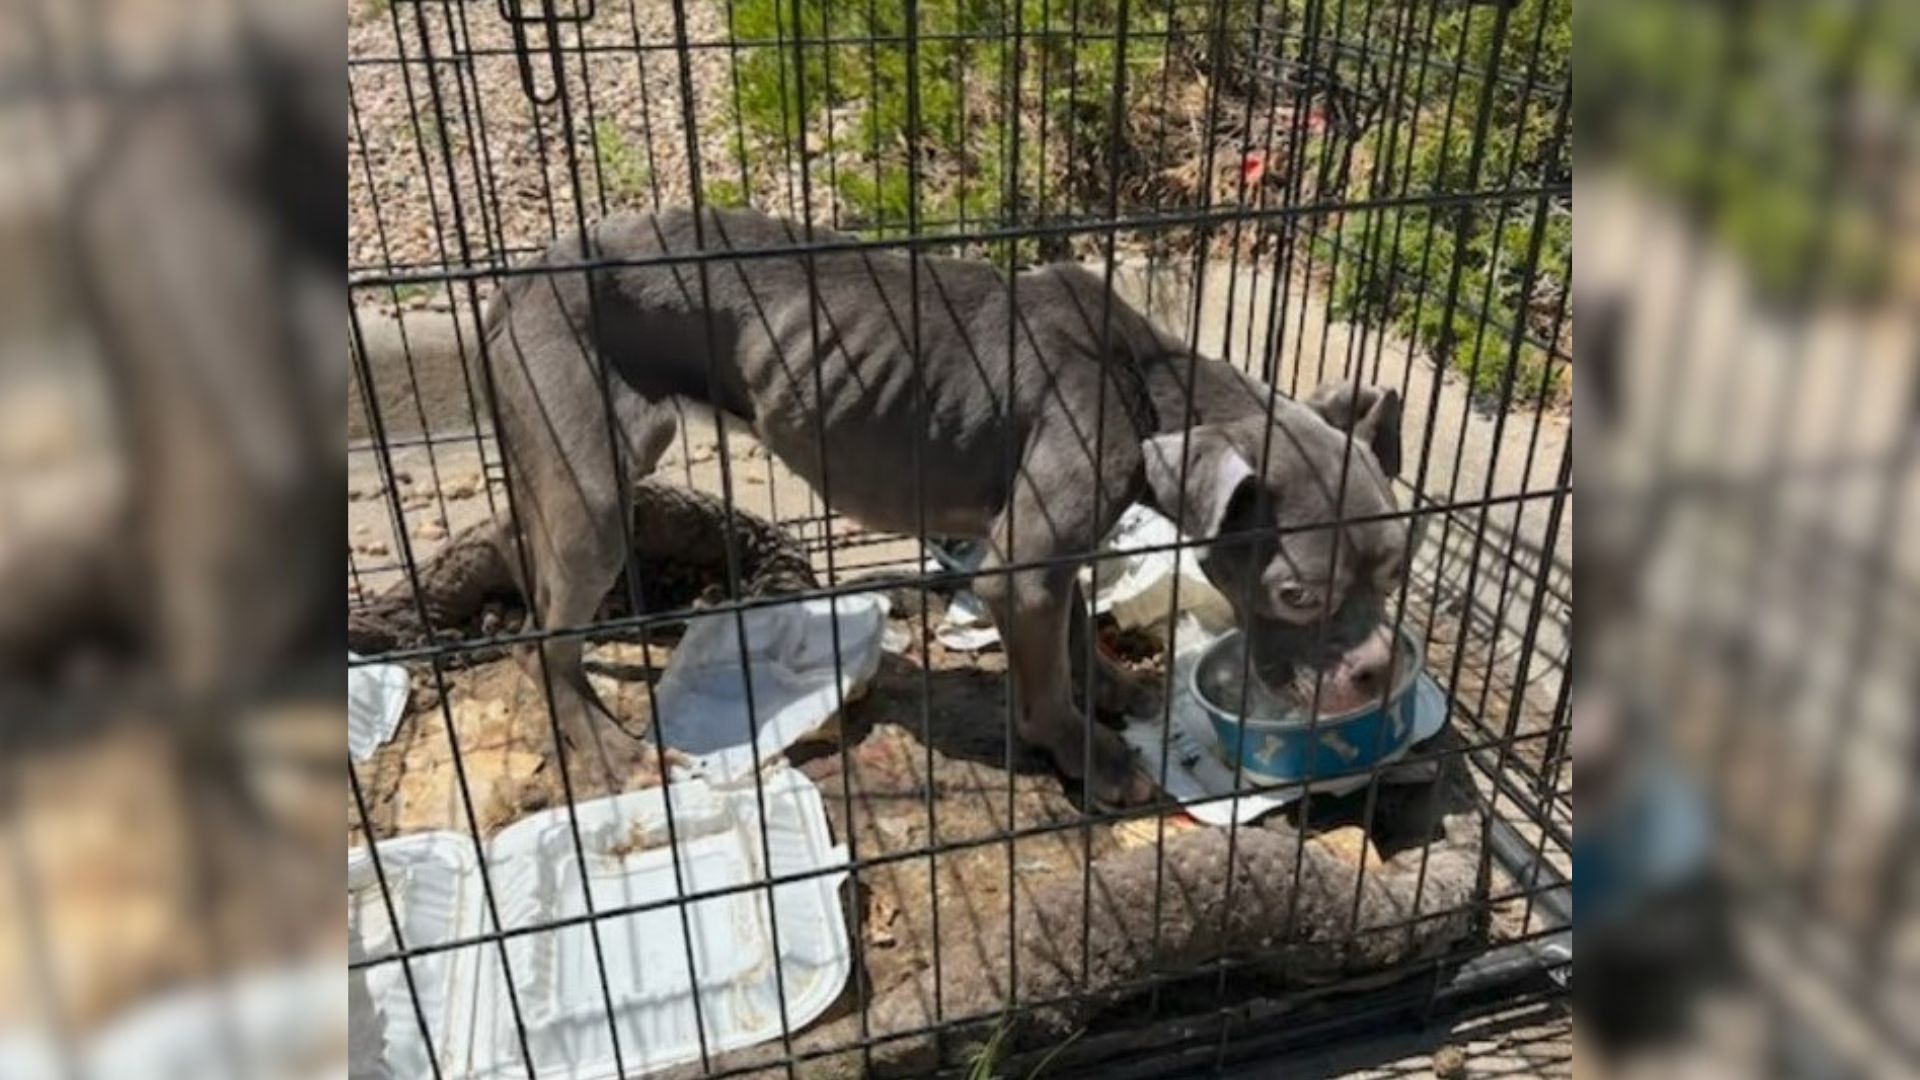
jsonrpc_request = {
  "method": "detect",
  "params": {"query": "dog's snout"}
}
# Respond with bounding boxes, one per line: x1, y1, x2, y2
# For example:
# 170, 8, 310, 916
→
1342, 628, 1396, 698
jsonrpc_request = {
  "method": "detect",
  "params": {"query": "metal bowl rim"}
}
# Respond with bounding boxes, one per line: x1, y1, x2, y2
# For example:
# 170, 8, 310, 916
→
1189, 628, 1423, 730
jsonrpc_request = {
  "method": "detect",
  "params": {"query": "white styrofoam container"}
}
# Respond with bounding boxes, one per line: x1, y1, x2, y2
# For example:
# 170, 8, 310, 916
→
349, 654, 412, 762
349, 768, 851, 1079
933, 505, 1236, 654
652, 595, 889, 782
1093, 504, 1235, 637
349, 832, 485, 1079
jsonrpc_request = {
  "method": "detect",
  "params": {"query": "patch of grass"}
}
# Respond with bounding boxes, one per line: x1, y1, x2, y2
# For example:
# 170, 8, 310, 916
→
1327, 201, 1569, 406
389, 282, 436, 307
704, 176, 749, 209
720, 0, 1574, 406
592, 119, 652, 208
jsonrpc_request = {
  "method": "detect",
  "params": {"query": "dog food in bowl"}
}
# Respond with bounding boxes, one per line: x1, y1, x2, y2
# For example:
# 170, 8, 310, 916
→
1190, 629, 1423, 785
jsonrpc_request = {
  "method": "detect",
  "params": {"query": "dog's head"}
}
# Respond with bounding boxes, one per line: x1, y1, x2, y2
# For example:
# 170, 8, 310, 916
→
1143, 382, 1411, 714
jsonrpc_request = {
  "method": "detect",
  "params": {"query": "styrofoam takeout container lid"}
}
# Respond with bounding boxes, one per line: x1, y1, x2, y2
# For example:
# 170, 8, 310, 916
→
653, 595, 888, 782
349, 767, 851, 1079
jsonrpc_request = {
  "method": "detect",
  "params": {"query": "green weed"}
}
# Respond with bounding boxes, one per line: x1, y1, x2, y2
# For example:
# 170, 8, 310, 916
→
956, 1018, 1081, 1080
705, 177, 750, 209
1023, 1027, 1083, 1077
389, 282, 436, 307
1325, 0, 1571, 404
964, 1017, 1013, 1080
593, 119, 652, 207
720, 0, 1574, 403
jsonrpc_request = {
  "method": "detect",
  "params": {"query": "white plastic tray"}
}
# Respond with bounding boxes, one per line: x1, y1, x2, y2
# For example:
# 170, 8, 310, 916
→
349, 768, 851, 1079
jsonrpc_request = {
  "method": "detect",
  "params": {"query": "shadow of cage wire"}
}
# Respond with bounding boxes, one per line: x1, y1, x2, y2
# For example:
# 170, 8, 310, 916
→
345, 0, 1574, 1075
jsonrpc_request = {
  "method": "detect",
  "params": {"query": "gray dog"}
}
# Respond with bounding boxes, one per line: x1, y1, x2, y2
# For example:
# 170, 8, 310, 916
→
482, 209, 1409, 806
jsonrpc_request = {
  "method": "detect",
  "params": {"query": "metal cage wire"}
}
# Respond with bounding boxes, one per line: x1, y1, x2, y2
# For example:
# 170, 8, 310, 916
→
346, 0, 1574, 1074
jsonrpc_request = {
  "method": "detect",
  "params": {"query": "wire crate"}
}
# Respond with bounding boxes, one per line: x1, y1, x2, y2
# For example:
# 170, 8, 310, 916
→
347, 0, 1573, 1074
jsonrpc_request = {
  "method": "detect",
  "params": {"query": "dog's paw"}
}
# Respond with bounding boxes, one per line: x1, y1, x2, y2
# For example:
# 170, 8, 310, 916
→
1081, 726, 1158, 810
569, 723, 687, 794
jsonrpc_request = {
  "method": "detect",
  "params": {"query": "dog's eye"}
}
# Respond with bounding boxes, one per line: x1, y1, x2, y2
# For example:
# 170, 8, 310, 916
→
1277, 583, 1319, 610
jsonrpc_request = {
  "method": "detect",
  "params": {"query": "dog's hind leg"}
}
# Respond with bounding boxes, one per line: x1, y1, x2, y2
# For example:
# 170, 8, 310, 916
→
519, 398, 682, 792
490, 302, 683, 792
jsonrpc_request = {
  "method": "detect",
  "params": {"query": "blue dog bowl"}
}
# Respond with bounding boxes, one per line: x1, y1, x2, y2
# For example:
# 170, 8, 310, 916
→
1189, 629, 1424, 785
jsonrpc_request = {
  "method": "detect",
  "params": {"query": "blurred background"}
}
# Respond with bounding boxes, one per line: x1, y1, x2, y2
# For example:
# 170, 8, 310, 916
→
1577, 0, 1916, 1075
0, 0, 1912, 1076
0, 0, 344, 1077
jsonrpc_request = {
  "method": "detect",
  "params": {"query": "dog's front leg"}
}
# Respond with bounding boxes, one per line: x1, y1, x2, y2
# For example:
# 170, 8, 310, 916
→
976, 419, 1154, 809
977, 557, 1151, 808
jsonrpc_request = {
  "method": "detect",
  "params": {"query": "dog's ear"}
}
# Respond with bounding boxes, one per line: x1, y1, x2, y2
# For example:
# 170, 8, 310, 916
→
1307, 381, 1403, 478
1141, 429, 1258, 540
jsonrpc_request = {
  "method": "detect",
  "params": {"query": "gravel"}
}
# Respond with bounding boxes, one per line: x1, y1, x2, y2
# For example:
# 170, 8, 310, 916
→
349, 0, 774, 296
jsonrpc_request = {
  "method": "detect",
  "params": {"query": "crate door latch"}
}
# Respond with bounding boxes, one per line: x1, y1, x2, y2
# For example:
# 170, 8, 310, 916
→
500, 0, 595, 105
